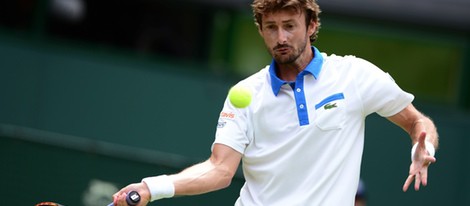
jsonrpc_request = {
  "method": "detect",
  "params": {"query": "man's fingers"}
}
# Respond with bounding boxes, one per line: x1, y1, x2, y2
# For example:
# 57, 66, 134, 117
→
421, 168, 428, 187
404, 129, 436, 193
427, 156, 437, 164
119, 192, 128, 206
403, 175, 414, 192
419, 131, 427, 141
414, 173, 421, 191
112, 191, 128, 206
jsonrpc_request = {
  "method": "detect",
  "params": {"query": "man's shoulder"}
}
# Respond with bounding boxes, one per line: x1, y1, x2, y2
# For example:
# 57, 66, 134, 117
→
242, 65, 270, 82
234, 66, 270, 95
322, 53, 360, 65
321, 52, 377, 72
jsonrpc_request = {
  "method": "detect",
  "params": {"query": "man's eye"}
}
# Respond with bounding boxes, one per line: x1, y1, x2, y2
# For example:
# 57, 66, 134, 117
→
265, 25, 276, 30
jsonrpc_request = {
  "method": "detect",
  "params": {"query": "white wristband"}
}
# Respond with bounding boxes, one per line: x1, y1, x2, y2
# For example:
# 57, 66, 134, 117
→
142, 175, 175, 202
411, 141, 435, 161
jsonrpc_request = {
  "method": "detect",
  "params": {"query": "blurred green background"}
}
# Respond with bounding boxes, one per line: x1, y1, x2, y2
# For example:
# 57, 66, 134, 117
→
1, 0, 469, 205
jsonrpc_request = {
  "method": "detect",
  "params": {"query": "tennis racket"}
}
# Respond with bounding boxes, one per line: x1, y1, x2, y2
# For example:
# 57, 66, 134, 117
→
35, 190, 141, 206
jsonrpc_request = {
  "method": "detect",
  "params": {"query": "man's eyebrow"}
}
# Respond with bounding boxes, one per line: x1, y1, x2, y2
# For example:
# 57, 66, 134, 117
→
282, 19, 296, 24
263, 19, 296, 25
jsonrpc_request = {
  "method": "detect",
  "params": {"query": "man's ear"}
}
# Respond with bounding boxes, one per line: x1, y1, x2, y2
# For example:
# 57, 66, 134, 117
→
307, 20, 316, 36
257, 25, 263, 37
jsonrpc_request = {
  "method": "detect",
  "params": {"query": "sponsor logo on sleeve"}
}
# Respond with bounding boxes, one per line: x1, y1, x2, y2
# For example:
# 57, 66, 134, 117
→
220, 111, 235, 119
217, 121, 226, 128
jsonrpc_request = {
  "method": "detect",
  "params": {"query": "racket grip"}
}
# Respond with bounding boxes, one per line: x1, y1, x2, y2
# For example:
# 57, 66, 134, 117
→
107, 190, 141, 206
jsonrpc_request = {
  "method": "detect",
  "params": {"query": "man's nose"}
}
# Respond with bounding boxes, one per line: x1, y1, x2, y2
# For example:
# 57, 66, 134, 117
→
277, 29, 288, 44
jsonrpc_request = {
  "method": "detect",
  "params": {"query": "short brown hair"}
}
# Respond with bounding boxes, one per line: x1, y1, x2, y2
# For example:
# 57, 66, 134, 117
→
251, 0, 321, 42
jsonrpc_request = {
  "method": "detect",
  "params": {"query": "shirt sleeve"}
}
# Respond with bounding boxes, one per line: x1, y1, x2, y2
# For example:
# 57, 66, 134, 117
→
211, 97, 250, 154
353, 57, 414, 117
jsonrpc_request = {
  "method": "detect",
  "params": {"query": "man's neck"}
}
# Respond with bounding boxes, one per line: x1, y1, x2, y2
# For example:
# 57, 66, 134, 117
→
276, 47, 314, 82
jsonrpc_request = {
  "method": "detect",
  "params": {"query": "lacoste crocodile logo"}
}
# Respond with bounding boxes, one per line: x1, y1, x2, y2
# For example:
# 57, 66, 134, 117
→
324, 103, 337, 110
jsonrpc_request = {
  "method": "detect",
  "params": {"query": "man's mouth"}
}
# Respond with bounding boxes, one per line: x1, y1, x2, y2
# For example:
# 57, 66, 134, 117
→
274, 45, 290, 54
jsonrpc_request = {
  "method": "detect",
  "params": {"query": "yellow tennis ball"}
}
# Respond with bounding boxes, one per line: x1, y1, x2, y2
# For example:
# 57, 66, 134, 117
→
228, 86, 252, 108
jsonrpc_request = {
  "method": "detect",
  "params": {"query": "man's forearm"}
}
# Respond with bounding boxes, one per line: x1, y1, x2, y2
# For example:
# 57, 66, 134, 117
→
170, 159, 235, 196
411, 117, 439, 149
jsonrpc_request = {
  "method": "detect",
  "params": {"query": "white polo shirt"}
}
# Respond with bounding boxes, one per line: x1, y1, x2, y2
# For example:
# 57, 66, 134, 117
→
213, 47, 413, 206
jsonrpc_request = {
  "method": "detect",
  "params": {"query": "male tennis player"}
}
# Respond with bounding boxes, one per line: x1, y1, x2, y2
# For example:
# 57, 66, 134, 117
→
112, 0, 439, 205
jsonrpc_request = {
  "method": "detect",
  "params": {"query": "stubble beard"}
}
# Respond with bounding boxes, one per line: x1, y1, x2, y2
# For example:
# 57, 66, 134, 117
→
271, 38, 308, 65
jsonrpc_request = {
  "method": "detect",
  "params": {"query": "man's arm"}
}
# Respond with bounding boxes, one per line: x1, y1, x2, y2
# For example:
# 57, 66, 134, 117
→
112, 143, 242, 206
171, 143, 242, 195
387, 104, 439, 192
387, 104, 439, 147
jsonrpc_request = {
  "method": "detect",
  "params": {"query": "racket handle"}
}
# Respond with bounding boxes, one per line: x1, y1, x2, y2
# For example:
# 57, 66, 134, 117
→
107, 190, 141, 206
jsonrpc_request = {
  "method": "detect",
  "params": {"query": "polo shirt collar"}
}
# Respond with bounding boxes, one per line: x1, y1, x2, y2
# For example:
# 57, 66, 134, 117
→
270, 46, 324, 96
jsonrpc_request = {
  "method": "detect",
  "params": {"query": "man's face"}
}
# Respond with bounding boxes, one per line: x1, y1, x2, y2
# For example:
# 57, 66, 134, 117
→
258, 8, 315, 64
